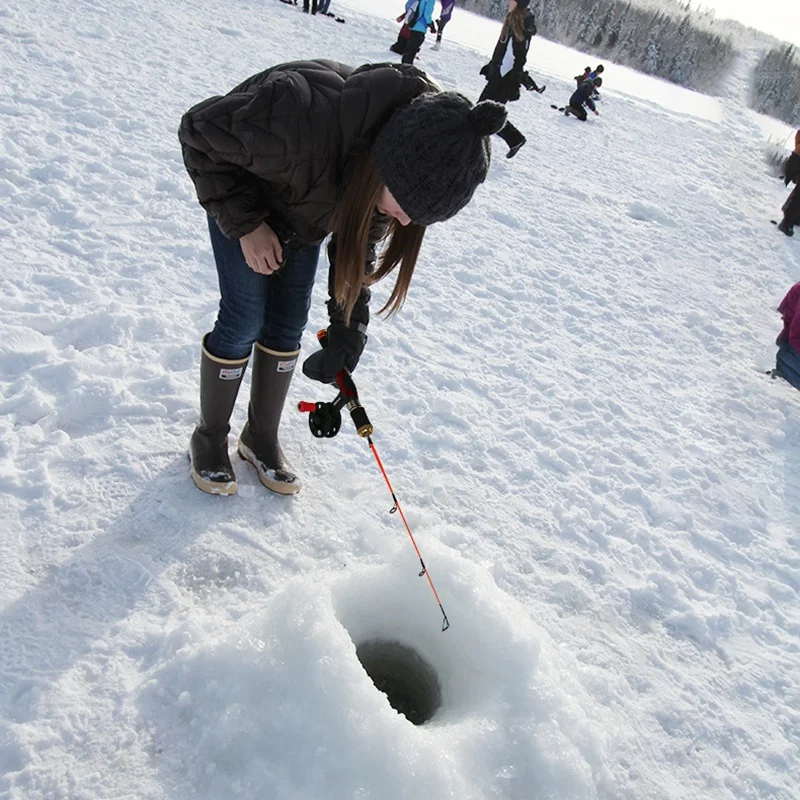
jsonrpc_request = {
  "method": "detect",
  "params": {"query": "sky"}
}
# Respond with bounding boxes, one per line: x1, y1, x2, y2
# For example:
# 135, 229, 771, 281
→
692, 0, 800, 46
1, 0, 799, 798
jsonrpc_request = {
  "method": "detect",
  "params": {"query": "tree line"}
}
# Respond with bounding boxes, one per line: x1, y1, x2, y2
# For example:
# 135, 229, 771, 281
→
459, 0, 799, 124
752, 46, 800, 127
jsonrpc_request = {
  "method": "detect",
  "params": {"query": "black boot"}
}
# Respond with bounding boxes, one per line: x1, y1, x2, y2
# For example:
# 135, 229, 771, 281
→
238, 343, 302, 495
190, 336, 249, 495
499, 121, 526, 159
777, 219, 794, 237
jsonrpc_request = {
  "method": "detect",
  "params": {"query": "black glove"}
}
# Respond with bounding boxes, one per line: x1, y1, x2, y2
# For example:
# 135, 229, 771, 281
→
479, 63, 491, 77
428, 21, 437, 33
302, 323, 367, 385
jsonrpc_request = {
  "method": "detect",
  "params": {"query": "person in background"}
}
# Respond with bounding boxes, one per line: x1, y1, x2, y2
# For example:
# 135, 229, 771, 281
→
574, 64, 604, 86
178, 59, 506, 496
564, 76, 602, 120
778, 129, 800, 237
773, 281, 800, 388
400, 0, 436, 64
574, 65, 591, 84
431, 0, 456, 51
390, 7, 412, 55
478, 0, 539, 158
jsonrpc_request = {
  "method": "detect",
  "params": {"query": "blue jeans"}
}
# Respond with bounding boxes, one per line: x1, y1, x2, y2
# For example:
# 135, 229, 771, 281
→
318, 0, 331, 12
205, 216, 321, 360
777, 341, 800, 390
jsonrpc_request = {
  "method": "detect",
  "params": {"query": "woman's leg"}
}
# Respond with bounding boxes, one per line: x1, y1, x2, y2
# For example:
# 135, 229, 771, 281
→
497, 120, 526, 158
205, 215, 270, 360
191, 215, 271, 495
239, 242, 321, 495
259, 242, 321, 352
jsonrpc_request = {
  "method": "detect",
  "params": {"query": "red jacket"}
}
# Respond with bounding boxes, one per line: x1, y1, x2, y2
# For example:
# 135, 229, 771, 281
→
778, 282, 800, 352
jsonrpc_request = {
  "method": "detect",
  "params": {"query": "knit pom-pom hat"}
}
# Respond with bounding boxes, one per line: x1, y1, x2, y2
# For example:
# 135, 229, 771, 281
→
372, 91, 507, 226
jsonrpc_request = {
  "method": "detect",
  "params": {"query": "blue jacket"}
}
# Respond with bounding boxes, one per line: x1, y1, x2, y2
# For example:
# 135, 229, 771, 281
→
405, 0, 436, 32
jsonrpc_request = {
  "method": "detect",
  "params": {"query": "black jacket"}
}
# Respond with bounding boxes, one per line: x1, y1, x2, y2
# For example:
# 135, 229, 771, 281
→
569, 79, 597, 112
179, 60, 437, 327
480, 11, 537, 104
784, 152, 800, 187
179, 59, 436, 243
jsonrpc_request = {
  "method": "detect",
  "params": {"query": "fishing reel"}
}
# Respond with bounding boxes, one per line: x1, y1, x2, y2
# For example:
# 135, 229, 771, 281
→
298, 331, 373, 439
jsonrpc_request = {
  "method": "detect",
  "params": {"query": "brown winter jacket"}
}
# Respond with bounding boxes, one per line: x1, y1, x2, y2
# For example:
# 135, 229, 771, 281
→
178, 59, 437, 243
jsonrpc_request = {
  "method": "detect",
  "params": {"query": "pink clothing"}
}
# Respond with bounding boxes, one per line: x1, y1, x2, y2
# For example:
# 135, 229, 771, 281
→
778, 281, 800, 352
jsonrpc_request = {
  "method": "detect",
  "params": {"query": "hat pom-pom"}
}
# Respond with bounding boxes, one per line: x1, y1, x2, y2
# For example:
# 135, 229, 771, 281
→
470, 101, 507, 136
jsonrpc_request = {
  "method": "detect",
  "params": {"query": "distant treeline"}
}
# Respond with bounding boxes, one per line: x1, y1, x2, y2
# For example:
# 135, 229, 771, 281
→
459, 0, 736, 93
752, 46, 800, 127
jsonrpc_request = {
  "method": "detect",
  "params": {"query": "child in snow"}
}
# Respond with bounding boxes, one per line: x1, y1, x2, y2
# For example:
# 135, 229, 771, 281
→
478, 0, 541, 159
178, 60, 506, 496
773, 282, 800, 388
574, 64, 604, 86
389, 13, 411, 55
395, 0, 436, 64
565, 76, 602, 120
778, 129, 800, 237
431, 0, 456, 51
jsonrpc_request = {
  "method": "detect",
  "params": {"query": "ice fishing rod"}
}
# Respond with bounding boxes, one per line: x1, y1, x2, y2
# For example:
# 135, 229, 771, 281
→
298, 330, 450, 632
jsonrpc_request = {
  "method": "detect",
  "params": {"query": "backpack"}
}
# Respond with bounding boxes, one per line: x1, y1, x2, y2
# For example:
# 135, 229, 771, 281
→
405, 0, 421, 28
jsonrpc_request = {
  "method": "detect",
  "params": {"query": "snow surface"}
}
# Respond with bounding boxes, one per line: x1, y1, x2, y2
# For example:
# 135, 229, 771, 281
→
1, 0, 799, 798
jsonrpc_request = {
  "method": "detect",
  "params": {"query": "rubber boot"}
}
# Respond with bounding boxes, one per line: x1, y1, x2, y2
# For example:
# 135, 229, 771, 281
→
499, 122, 526, 159
190, 336, 249, 495
238, 343, 302, 495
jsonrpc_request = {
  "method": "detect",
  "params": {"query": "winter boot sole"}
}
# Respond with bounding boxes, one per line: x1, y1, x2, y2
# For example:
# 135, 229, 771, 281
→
237, 442, 301, 495
190, 464, 238, 496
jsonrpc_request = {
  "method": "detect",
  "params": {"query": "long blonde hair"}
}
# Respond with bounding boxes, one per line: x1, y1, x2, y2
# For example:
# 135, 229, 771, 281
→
329, 153, 425, 322
502, 5, 527, 42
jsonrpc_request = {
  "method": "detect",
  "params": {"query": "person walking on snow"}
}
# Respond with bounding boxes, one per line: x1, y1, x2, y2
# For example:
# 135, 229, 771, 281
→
396, 0, 436, 64
478, 0, 541, 159
431, 0, 456, 50
389, 6, 412, 55
778, 129, 800, 236
773, 281, 800, 388
178, 59, 506, 496
565, 76, 602, 120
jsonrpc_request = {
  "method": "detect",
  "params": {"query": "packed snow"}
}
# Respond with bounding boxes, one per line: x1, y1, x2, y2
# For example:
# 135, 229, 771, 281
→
1, 0, 798, 798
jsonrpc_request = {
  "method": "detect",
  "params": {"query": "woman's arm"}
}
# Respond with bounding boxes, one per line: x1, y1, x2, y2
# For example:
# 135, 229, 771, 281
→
179, 76, 301, 240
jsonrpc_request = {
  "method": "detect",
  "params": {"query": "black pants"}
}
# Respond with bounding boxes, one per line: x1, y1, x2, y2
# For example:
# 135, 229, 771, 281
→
478, 81, 525, 149
568, 103, 588, 121
784, 152, 800, 186
783, 183, 800, 228
390, 32, 407, 54
402, 30, 425, 63
303, 0, 317, 12
435, 18, 449, 42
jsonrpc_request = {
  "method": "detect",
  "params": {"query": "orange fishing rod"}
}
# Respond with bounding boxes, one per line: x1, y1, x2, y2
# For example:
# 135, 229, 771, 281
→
298, 332, 450, 631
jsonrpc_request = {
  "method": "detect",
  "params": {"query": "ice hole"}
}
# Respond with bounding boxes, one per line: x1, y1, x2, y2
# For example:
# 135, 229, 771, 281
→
356, 639, 442, 725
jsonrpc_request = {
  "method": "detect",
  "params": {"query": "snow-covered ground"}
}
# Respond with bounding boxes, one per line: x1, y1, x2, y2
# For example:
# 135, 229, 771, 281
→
1, 0, 799, 798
